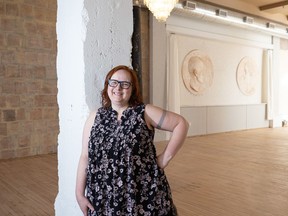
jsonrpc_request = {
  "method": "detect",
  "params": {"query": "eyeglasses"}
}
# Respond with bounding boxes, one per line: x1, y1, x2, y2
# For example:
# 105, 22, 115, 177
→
108, 79, 132, 89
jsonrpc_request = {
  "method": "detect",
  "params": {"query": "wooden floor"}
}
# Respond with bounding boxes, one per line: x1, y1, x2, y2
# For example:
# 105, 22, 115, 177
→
0, 154, 57, 216
0, 127, 288, 215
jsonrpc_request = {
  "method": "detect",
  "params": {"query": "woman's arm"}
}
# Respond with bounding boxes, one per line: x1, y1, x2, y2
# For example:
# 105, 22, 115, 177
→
144, 104, 189, 169
75, 111, 96, 215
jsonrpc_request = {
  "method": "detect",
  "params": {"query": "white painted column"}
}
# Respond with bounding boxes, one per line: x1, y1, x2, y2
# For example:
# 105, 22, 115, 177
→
55, 0, 133, 215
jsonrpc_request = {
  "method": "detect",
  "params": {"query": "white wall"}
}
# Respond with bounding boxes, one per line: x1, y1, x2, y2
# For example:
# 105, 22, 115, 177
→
55, 0, 133, 214
151, 12, 288, 137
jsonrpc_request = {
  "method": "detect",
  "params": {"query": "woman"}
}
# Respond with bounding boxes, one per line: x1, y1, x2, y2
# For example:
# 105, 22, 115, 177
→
76, 65, 189, 216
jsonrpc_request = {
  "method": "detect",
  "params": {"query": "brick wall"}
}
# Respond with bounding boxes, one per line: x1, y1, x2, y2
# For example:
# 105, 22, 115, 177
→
0, 0, 58, 159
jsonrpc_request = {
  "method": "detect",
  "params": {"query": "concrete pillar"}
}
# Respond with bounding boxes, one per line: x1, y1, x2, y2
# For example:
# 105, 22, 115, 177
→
55, 0, 133, 214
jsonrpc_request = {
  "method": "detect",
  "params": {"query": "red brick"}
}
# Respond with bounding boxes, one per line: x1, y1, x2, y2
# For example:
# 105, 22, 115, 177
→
25, 36, 53, 50
19, 121, 33, 134
27, 80, 42, 93
46, 66, 57, 79
1, 80, 16, 93
7, 33, 22, 47
0, 18, 19, 31
33, 66, 46, 78
20, 4, 34, 19
2, 51, 16, 64
34, 7, 46, 21
16, 147, 31, 157
6, 3, 19, 16
42, 80, 56, 94
4, 64, 20, 77
24, 22, 37, 35
16, 108, 26, 120
43, 108, 58, 120
0, 123, 8, 136
6, 95, 20, 107
3, 109, 16, 121
7, 122, 19, 135
18, 134, 31, 148
0, 96, 6, 107
24, 51, 38, 65
20, 95, 34, 107
0, 149, 16, 159
37, 52, 51, 66
36, 23, 55, 36
24, 0, 48, 8
30, 108, 42, 120
46, 8, 57, 23
46, 119, 59, 131
34, 95, 57, 107
0, 3, 5, 16
0, 32, 5, 47
0, 136, 17, 149
15, 81, 28, 94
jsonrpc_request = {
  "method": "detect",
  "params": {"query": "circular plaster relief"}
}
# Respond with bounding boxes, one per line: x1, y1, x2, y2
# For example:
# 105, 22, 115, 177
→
182, 50, 213, 95
236, 57, 258, 96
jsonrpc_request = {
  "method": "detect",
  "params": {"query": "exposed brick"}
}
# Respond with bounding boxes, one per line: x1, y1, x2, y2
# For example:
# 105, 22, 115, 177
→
20, 4, 34, 19
18, 134, 30, 148
33, 66, 46, 78
3, 109, 16, 121
16, 108, 26, 120
27, 80, 42, 93
37, 52, 51, 66
15, 81, 28, 94
36, 23, 55, 37
46, 119, 59, 131
4, 64, 20, 77
45, 66, 56, 80
34, 95, 57, 107
46, 8, 57, 23
16, 147, 31, 157
0, 123, 8, 136
0, 0, 58, 159
7, 33, 22, 47
6, 95, 20, 107
0, 32, 5, 47
6, 3, 19, 16
24, 0, 48, 8
19, 121, 33, 134
43, 108, 58, 120
0, 65, 5, 77
0, 96, 6, 107
0, 149, 16, 159
0, 3, 5, 16
30, 108, 42, 120
23, 21, 37, 35
2, 51, 16, 64
34, 7, 46, 21
20, 95, 34, 107
0, 18, 19, 31
24, 51, 38, 65
7, 122, 19, 135
25, 36, 53, 50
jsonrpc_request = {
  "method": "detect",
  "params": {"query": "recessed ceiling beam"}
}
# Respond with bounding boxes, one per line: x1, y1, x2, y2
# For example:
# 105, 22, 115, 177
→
259, 1, 288, 11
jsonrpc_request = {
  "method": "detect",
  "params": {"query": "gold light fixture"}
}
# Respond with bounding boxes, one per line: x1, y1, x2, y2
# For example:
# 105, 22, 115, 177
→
144, 0, 178, 22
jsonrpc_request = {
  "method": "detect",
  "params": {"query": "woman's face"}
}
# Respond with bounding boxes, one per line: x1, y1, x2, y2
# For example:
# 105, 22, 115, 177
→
108, 69, 132, 107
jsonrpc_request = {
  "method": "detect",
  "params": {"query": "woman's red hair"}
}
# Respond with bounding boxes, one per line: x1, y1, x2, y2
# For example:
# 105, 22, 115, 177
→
101, 65, 143, 108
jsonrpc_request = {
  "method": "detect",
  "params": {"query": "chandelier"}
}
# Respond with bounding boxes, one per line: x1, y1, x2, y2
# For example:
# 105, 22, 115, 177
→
144, 0, 178, 22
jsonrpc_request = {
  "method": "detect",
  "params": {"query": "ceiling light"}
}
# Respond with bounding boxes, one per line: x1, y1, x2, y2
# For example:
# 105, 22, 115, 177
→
144, 0, 179, 22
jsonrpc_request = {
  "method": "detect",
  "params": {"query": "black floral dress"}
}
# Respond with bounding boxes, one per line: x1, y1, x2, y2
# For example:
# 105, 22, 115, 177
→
86, 104, 177, 216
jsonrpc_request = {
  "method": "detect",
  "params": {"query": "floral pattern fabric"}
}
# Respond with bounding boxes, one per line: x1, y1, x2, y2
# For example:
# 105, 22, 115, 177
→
86, 104, 177, 216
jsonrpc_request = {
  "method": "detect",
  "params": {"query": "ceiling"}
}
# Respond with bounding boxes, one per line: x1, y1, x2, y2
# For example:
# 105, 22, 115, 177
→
195, 0, 288, 25
135, 0, 288, 25
241, 0, 288, 16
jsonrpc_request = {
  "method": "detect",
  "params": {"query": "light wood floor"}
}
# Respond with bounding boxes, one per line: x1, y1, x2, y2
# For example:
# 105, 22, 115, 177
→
0, 127, 288, 215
